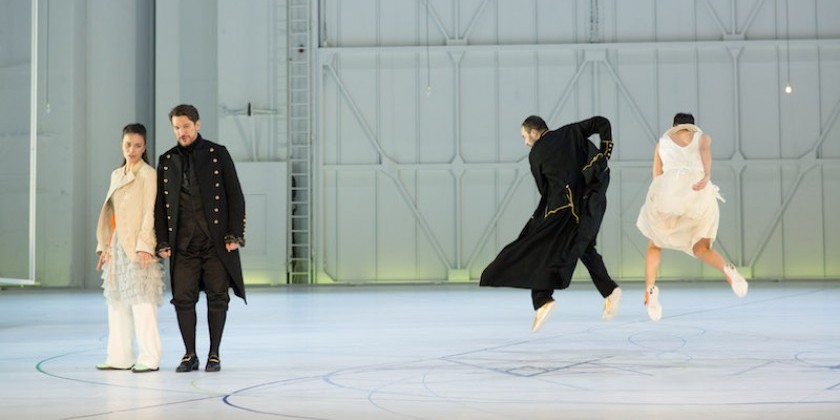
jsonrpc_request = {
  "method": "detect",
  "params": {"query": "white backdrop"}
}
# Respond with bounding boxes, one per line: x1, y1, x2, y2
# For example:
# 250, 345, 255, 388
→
314, 0, 840, 283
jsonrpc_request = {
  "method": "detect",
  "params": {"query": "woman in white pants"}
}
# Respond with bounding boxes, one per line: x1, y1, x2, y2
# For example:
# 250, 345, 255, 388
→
95, 123, 164, 372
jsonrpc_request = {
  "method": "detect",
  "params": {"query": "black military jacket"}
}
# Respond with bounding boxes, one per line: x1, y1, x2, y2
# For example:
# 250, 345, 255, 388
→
154, 135, 247, 301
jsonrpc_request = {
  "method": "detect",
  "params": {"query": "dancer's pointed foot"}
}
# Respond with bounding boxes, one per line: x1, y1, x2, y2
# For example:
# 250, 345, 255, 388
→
645, 286, 662, 321
724, 264, 748, 297
602, 287, 622, 321
532, 300, 555, 333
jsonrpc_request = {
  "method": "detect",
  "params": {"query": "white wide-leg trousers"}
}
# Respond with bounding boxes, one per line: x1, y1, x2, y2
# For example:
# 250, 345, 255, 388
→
104, 302, 161, 369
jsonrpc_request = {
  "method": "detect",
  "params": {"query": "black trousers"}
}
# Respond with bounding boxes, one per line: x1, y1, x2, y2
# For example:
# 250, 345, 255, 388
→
171, 231, 231, 356
531, 239, 618, 310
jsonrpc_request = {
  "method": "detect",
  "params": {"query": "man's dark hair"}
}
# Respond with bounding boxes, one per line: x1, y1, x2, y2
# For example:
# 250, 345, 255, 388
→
522, 115, 548, 132
121, 123, 149, 165
169, 104, 200, 124
673, 113, 695, 126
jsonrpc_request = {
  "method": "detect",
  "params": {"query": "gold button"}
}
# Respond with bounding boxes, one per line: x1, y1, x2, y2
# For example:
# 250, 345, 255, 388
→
214, 170, 219, 175
166, 154, 170, 159
167, 216, 171, 220
164, 191, 169, 195
215, 195, 220, 200
214, 208, 219, 212
164, 166, 168, 170
213, 220, 219, 224
210, 148, 214, 152
215, 183, 220, 187
213, 158, 218, 163
164, 179, 168, 183
166, 204, 170, 208
168, 227, 173, 231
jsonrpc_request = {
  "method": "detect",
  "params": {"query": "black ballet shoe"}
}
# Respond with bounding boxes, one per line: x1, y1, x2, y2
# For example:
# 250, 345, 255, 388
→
175, 354, 199, 372
205, 354, 221, 372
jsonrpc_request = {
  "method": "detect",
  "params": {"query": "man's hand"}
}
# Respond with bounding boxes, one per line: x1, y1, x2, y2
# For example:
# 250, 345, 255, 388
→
226, 242, 240, 252
158, 248, 171, 259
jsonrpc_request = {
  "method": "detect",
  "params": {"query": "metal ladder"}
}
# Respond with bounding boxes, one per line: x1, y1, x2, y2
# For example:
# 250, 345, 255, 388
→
287, 0, 313, 284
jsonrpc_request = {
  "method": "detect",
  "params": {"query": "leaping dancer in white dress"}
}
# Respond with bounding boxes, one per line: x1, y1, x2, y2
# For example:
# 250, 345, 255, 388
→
636, 113, 748, 320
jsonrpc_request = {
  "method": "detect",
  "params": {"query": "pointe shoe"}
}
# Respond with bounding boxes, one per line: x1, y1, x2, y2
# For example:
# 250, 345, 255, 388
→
602, 287, 622, 321
532, 300, 555, 333
645, 286, 662, 321
724, 264, 749, 297
175, 354, 199, 373
205, 354, 221, 372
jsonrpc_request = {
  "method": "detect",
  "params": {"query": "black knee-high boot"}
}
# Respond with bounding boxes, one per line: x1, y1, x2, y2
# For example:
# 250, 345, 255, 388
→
208, 310, 227, 356
177, 310, 197, 355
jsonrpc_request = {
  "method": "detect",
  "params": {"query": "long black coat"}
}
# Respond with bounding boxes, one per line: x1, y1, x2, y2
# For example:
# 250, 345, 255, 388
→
480, 117, 611, 291
154, 135, 247, 302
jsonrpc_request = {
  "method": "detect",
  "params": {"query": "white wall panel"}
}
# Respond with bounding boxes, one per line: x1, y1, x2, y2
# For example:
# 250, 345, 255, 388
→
418, 56, 456, 162
378, 171, 419, 280
379, 0, 423, 46
816, 0, 840, 38
824, 167, 840, 276
460, 53, 497, 162
740, 47, 782, 159
237, 162, 288, 284
615, 0, 656, 42
818, 47, 840, 159
534, 0, 579, 43
316, 0, 840, 283
783, 47, 822, 158
657, 48, 699, 126
614, 50, 659, 159
497, 51, 538, 161
378, 53, 419, 164
332, 171, 377, 280
782, 168, 825, 277
697, 48, 736, 157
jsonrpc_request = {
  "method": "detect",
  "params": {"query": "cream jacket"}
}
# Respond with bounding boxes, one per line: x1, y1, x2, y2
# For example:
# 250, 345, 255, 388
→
95, 160, 157, 262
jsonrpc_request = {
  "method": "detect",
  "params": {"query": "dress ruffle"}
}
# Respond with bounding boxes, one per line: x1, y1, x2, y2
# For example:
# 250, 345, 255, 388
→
101, 231, 164, 306
637, 168, 723, 256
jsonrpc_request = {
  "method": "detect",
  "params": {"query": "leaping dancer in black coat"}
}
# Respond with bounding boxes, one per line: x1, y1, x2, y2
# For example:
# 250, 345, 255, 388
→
480, 115, 620, 332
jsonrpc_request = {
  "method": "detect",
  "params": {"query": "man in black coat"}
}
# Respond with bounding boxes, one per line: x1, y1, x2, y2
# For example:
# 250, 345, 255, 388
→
480, 115, 620, 332
155, 104, 246, 372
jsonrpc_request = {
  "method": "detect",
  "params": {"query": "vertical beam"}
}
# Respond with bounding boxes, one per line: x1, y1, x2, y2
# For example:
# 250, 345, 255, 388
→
728, 46, 744, 265
29, 0, 39, 283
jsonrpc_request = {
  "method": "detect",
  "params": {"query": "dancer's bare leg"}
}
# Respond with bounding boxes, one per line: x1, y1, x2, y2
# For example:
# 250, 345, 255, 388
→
692, 238, 748, 296
645, 241, 661, 290
644, 241, 663, 320
692, 238, 725, 275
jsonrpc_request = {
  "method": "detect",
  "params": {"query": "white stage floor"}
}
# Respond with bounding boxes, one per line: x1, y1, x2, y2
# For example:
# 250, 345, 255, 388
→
1, 281, 838, 419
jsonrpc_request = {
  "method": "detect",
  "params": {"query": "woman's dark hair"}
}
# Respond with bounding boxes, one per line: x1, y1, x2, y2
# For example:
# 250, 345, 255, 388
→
521, 115, 548, 132
673, 113, 695, 126
121, 123, 149, 166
